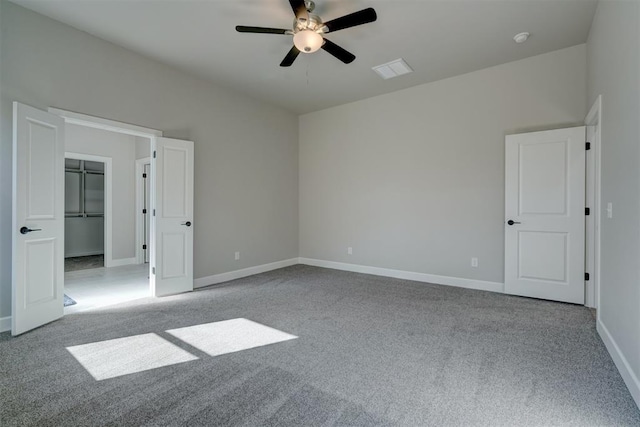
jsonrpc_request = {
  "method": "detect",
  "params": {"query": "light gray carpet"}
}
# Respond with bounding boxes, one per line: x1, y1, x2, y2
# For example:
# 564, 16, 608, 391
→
1, 265, 638, 426
63, 294, 77, 307
64, 255, 104, 272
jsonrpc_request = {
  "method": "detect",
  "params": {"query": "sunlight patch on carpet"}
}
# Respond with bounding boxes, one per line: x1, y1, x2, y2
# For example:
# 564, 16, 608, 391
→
66, 333, 198, 380
166, 318, 298, 357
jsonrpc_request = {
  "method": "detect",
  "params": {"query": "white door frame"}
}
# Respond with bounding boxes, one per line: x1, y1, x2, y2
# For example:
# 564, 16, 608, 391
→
48, 108, 162, 281
64, 152, 113, 266
584, 95, 602, 309
135, 157, 151, 264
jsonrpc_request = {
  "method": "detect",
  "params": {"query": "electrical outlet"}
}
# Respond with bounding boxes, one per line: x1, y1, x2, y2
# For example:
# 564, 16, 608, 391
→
347, 247, 353, 255
607, 202, 613, 219
235, 251, 240, 261
471, 257, 478, 268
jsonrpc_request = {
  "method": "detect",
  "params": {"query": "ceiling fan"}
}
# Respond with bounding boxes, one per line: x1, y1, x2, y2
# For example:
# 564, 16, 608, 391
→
236, 0, 377, 67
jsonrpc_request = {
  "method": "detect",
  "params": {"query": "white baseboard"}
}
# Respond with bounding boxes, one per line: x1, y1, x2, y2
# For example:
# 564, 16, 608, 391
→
597, 318, 640, 408
0, 316, 11, 333
107, 257, 138, 268
65, 250, 104, 258
298, 258, 505, 293
194, 258, 299, 289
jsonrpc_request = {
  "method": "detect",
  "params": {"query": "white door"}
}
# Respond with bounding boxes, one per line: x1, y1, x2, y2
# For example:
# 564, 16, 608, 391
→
12, 102, 65, 335
150, 137, 194, 297
505, 127, 586, 304
144, 163, 150, 263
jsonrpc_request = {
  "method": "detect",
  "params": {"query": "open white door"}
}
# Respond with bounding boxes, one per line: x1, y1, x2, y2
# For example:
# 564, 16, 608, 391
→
12, 103, 65, 335
150, 137, 194, 297
505, 127, 586, 304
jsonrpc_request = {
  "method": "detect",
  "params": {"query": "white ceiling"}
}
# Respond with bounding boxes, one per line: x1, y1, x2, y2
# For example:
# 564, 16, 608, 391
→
11, 0, 598, 114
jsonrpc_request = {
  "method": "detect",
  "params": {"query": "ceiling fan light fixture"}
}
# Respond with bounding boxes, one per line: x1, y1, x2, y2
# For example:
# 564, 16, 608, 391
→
293, 30, 323, 53
236, 1, 377, 66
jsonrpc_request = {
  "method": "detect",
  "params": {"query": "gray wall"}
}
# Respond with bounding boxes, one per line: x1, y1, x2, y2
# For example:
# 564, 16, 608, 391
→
65, 217, 104, 257
299, 45, 587, 283
587, 0, 640, 400
0, 2, 299, 320
65, 124, 137, 261
135, 137, 150, 160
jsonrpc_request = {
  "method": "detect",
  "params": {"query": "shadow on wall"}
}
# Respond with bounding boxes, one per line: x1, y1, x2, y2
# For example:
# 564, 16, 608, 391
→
505, 121, 586, 136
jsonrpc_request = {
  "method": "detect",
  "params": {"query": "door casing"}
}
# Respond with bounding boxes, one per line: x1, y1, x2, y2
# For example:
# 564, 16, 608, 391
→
50, 108, 163, 297
65, 152, 112, 265
136, 157, 152, 265
584, 95, 602, 310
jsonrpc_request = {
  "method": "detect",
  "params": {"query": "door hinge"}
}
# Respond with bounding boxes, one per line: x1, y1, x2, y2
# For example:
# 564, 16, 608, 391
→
586, 142, 591, 150
142, 244, 147, 250
153, 151, 157, 158
142, 209, 147, 214
585, 207, 590, 215
152, 267, 156, 275
153, 209, 156, 216
142, 173, 147, 178
585, 272, 590, 281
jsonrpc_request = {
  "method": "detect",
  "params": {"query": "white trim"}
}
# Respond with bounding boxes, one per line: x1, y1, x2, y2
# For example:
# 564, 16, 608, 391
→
149, 138, 157, 292
135, 158, 151, 265
585, 95, 602, 130
585, 95, 602, 309
53, 109, 160, 295
194, 258, 299, 289
65, 250, 104, 258
49, 108, 163, 138
0, 316, 11, 333
108, 257, 138, 267
298, 258, 505, 293
585, 125, 596, 307
65, 152, 113, 268
597, 319, 640, 408
194, 257, 505, 294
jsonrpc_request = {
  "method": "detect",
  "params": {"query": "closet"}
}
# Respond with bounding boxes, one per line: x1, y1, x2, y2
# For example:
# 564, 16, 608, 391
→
64, 158, 105, 261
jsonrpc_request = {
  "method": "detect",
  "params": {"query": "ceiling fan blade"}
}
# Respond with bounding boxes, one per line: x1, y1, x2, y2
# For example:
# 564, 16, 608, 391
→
280, 46, 301, 67
323, 7, 377, 33
289, 0, 309, 23
321, 39, 356, 64
236, 26, 289, 35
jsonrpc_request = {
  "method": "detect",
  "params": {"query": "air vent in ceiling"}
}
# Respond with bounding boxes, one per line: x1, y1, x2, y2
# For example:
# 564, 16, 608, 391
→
372, 58, 413, 80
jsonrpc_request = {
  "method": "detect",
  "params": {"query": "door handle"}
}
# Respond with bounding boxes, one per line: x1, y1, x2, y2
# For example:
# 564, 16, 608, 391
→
181, 221, 192, 227
20, 226, 42, 234
507, 220, 521, 226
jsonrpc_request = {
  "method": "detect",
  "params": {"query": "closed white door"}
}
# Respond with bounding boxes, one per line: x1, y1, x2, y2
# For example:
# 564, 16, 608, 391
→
504, 127, 586, 304
151, 137, 194, 297
12, 102, 65, 335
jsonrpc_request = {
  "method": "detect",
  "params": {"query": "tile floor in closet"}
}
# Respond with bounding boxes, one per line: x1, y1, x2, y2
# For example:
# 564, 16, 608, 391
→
64, 263, 149, 314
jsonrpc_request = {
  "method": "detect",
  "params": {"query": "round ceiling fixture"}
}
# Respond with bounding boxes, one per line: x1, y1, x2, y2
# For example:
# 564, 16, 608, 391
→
293, 29, 324, 53
513, 32, 530, 44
